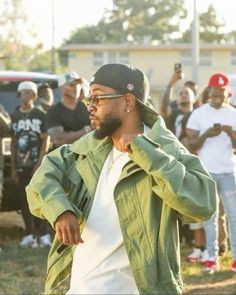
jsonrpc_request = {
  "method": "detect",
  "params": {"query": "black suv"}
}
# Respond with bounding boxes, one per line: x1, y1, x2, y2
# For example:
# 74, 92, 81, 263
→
0, 71, 59, 212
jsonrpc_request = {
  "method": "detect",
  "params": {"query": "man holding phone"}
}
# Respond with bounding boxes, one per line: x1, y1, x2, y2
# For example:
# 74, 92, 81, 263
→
186, 72, 236, 273
160, 63, 198, 119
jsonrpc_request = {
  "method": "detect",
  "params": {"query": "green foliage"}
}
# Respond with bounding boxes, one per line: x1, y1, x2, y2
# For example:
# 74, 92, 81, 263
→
65, 0, 187, 44
181, 4, 229, 43
65, 1, 236, 46
64, 25, 107, 44
1, 0, 236, 72
0, 0, 63, 73
29, 50, 66, 73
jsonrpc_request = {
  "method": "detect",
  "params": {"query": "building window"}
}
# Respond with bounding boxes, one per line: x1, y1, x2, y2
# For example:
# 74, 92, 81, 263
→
199, 51, 211, 66
68, 52, 76, 59
93, 51, 129, 67
180, 51, 211, 66
119, 52, 129, 64
180, 51, 192, 66
93, 52, 103, 67
230, 51, 236, 66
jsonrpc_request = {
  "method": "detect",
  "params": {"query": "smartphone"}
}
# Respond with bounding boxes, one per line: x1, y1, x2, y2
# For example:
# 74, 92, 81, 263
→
174, 63, 182, 73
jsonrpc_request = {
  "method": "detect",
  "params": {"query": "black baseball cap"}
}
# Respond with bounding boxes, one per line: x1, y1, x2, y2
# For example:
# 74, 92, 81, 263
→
90, 63, 157, 117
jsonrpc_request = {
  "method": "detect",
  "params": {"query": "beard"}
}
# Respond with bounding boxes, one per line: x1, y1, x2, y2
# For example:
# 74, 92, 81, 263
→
93, 115, 122, 139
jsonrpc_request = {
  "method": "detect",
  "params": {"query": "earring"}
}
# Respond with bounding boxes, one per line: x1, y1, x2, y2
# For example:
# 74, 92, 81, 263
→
126, 109, 130, 113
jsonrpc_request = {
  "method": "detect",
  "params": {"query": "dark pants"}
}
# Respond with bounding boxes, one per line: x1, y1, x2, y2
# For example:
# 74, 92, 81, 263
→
17, 168, 48, 237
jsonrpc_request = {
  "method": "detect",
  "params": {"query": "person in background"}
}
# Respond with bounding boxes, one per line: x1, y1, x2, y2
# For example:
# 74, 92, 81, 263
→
0, 104, 11, 199
161, 76, 208, 261
194, 86, 210, 106
163, 86, 199, 248
37, 82, 54, 113
186, 72, 236, 273
184, 86, 209, 263
46, 71, 92, 148
79, 78, 90, 101
11, 81, 51, 248
26, 63, 216, 294
185, 80, 198, 96
0, 104, 11, 241
165, 86, 195, 140
160, 67, 198, 119
186, 84, 229, 262
0, 104, 11, 131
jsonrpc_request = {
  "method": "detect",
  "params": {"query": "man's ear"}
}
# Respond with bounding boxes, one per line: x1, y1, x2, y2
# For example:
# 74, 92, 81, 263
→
124, 93, 136, 112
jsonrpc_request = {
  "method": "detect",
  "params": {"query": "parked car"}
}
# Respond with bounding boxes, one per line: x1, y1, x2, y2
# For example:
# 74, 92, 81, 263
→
0, 71, 59, 212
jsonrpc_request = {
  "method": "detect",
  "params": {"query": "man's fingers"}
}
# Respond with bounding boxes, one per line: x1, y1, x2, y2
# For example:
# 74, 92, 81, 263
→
55, 211, 84, 245
70, 225, 84, 244
61, 228, 69, 245
67, 224, 79, 244
55, 228, 63, 243
56, 224, 84, 245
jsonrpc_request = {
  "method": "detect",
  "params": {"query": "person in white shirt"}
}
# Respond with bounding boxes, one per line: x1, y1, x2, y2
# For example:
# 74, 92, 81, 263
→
186, 72, 236, 273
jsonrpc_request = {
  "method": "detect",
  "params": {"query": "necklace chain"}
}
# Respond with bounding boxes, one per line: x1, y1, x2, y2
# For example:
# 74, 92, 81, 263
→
20, 109, 32, 120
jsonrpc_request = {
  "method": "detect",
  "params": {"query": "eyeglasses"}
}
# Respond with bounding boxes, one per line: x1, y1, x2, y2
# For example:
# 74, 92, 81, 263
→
85, 93, 123, 106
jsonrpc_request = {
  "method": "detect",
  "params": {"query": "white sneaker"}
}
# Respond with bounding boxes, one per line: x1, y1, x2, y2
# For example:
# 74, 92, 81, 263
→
19, 234, 38, 247
200, 249, 209, 263
186, 248, 202, 262
39, 234, 51, 247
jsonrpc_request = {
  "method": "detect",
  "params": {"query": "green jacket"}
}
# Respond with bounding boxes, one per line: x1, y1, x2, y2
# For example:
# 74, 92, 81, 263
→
26, 112, 216, 294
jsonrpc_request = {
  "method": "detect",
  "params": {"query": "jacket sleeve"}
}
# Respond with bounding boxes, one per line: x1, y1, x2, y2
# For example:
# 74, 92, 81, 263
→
129, 120, 217, 224
26, 145, 82, 228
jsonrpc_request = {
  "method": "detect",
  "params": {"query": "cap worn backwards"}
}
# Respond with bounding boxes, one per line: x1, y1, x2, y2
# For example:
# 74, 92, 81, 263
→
90, 63, 150, 104
90, 63, 158, 122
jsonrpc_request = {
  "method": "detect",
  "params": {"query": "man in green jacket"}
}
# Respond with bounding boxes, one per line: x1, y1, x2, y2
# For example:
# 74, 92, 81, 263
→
26, 63, 216, 294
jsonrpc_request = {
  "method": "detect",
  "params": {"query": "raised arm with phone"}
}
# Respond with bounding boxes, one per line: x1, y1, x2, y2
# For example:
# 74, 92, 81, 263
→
160, 63, 183, 118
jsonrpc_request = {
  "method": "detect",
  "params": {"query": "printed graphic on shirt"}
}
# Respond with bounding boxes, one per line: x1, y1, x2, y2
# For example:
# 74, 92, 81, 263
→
15, 129, 40, 167
11, 109, 46, 169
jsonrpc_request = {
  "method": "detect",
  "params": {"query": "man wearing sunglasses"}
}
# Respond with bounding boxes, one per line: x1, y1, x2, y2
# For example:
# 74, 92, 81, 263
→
26, 63, 216, 294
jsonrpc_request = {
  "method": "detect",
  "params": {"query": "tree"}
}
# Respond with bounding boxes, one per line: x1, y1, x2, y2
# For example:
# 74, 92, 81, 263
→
64, 25, 107, 44
65, 0, 187, 45
181, 4, 226, 43
0, 0, 31, 68
65, 1, 236, 46
0, 0, 60, 72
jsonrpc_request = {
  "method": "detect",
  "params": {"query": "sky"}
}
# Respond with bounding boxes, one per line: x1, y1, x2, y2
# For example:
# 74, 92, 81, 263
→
21, 0, 236, 50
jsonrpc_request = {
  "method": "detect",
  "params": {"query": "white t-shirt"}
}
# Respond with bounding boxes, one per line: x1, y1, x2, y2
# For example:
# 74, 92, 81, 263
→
67, 147, 139, 295
186, 103, 236, 173
175, 113, 184, 139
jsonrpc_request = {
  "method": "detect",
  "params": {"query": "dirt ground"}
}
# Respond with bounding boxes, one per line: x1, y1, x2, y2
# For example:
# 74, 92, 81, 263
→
1, 211, 236, 294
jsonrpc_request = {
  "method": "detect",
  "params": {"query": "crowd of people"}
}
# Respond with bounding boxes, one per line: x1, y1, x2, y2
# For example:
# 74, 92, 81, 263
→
0, 71, 92, 248
0, 62, 235, 294
160, 68, 236, 274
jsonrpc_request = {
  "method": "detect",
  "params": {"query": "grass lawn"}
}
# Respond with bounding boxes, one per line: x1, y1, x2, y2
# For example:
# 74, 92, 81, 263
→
0, 212, 236, 294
